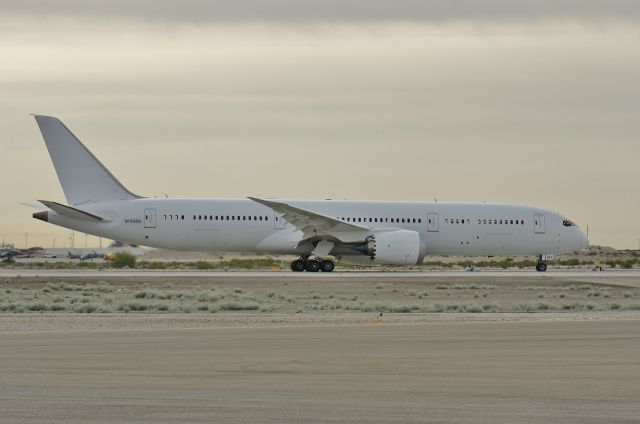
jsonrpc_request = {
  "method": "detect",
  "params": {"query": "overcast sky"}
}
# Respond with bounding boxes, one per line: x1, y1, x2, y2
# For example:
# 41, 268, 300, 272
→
1, 1, 639, 249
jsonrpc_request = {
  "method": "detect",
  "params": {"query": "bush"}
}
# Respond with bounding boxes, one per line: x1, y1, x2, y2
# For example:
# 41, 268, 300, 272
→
466, 305, 483, 313
28, 303, 48, 312
219, 302, 260, 311
194, 260, 214, 270
73, 304, 97, 313
111, 252, 137, 268
118, 302, 148, 312
621, 260, 635, 269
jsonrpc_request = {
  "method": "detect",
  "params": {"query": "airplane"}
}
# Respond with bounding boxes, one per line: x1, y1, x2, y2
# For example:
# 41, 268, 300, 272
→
30, 115, 588, 272
0, 250, 21, 259
67, 251, 82, 260
80, 251, 101, 261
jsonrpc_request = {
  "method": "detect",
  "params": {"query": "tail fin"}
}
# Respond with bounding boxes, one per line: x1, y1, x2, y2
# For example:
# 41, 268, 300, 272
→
33, 115, 141, 205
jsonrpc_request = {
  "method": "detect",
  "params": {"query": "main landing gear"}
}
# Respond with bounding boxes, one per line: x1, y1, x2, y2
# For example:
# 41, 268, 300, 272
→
291, 258, 335, 272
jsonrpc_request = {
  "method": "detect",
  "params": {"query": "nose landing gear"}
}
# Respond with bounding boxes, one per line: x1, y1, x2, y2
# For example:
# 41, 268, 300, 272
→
535, 262, 547, 272
290, 257, 335, 272
536, 254, 551, 272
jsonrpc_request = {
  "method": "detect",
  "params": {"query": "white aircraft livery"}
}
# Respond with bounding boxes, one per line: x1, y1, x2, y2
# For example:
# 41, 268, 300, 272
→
32, 115, 588, 272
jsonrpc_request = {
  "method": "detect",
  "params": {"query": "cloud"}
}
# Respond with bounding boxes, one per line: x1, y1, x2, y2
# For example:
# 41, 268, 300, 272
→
2, 0, 640, 24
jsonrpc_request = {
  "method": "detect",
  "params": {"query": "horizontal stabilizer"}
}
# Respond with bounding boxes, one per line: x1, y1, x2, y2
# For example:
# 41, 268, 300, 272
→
38, 200, 104, 222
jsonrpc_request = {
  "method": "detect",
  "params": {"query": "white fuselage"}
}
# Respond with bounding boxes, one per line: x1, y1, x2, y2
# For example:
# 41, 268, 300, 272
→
43, 198, 588, 259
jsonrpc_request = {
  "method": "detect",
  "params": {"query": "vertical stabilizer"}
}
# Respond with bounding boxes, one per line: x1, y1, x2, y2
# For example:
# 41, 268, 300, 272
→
33, 115, 141, 205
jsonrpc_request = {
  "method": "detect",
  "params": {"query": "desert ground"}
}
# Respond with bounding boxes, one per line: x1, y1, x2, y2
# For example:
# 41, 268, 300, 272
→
1, 272, 640, 423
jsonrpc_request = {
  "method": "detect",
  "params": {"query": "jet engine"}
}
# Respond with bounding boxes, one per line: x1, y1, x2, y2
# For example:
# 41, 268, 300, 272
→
349, 229, 424, 265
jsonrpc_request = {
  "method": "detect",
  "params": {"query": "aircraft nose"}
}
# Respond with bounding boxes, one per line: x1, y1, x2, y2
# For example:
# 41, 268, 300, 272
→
579, 229, 589, 250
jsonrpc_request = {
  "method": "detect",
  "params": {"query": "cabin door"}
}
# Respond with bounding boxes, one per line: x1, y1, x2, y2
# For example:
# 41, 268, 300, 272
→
533, 213, 545, 234
144, 209, 156, 228
427, 213, 439, 232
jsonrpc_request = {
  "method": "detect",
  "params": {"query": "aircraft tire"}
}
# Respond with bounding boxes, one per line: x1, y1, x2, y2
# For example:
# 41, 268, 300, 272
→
291, 259, 306, 272
536, 262, 547, 272
319, 260, 335, 272
305, 260, 320, 272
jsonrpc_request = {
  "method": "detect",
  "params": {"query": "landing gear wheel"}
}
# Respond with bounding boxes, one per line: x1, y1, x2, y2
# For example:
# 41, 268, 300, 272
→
305, 260, 320, 272
319, 260, 335, 273
536, 262, 547, 272
291, 259, 305, 272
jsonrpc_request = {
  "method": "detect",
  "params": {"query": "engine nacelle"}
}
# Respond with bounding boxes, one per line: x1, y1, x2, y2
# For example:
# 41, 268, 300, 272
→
350, 229, 423, 265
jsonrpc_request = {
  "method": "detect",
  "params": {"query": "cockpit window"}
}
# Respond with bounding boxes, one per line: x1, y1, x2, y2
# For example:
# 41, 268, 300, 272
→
563, 219, 575, 227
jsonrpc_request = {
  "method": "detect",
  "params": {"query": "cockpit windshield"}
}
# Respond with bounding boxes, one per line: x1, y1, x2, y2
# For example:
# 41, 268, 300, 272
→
562, 219, 576, 227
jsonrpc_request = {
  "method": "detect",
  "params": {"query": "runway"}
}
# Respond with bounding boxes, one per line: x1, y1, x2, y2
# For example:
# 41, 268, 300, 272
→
2, 269, 640, 279
1, 320, 638, 423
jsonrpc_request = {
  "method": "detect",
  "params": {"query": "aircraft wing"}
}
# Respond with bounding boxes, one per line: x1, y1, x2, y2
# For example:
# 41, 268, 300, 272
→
248, 197, 370, 243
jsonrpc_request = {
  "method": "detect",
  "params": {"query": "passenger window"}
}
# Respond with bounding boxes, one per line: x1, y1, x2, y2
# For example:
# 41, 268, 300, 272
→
181, 215, 184, 220
418, 218, 421, 223
198, 215, 202, 220
243, 216, 246, 221
510, 220, 513, 224
369, 218, 372, 222
402, 218, 405, 223
265, 216, 268, 221
445, 219, 449, 224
